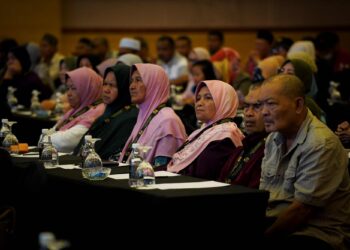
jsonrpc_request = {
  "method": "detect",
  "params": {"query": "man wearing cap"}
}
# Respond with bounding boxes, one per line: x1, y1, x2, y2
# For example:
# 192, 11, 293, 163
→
118, 38, 141, 57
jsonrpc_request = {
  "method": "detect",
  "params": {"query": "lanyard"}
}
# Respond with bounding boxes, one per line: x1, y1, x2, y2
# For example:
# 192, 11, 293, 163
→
226, 138, 265, 183
122, 103, 167, 162
104, 105, 132, 123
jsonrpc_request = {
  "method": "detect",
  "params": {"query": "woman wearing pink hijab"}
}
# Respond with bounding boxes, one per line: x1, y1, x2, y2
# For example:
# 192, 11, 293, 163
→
119, 63, 186, 166
167, 80, 244, 180
50, 67, 105, 152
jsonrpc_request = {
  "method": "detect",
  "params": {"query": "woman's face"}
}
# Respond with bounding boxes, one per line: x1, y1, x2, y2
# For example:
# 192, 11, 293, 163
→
192, 65, 205, 85
7, 52, 22, 75
280, 62, 295, 75
129, 70, 146, 104
195, 86, 216, 123
66, 78, 81, 108
102, 71, 118, 105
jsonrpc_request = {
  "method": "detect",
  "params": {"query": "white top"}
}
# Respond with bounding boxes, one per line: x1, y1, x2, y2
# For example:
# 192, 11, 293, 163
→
157, 53, 189, 80
35, 53, 65, 90
50, 124, 88, 153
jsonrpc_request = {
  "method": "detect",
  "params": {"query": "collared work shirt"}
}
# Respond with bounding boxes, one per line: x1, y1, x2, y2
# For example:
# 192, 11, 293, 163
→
260, 110, 350, 249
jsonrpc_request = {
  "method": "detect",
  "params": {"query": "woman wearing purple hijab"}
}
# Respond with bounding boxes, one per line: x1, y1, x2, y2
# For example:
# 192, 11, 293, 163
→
119, 63, 186, 167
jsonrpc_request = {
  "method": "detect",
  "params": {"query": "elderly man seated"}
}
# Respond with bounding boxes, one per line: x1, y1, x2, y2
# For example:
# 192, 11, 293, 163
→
259, 74, 350, 249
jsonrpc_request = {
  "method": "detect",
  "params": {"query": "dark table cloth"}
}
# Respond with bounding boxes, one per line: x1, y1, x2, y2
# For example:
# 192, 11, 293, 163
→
6, 154, 269, 249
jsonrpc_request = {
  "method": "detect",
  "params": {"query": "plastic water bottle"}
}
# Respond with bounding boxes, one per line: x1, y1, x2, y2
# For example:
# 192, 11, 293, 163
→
30, 90, 41, 114
41, 135, 59, 168
136, 161, 156, 187
129, 143, 142, 187
135, 146, 155, 187
80, 135, 93, 159
38, 129, 49, 158
0, 119, 9, 146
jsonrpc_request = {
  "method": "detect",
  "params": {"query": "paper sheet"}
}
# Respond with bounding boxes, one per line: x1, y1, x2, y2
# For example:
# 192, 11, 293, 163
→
154, 181, 229, 190
58, 152, 70, 156
12, 152, 69, 158
108, 171, 180, 180
108, 173, 129, 180
154, 171, 180, 177
11, 154, 39, 158
57, 164, 81, 170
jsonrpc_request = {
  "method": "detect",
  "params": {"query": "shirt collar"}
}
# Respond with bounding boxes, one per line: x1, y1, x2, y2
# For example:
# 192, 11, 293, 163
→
272, 109, 313, 153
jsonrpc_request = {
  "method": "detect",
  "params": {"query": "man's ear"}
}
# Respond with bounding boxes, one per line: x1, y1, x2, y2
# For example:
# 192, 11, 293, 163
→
295, 97, 305, 114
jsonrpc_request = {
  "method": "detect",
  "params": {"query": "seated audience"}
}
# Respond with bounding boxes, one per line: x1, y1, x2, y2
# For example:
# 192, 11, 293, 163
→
272, 37, 294, 58
245, 30, 275, 78
176, 35, 192, 59
50, 67, 105, 152
219, 83, 267, 188
287, 41, 318, 97
252, 55, 284, 83
279, 59, 326, 122
211, 47, 240, 84
72, 37, 94, 57
207, 30, 224, 56
76, 54, 101, 73
182, 47, 211, 101
157, 36, 189, 91
0, 38, 18, 75
35, 33, 64, 91
118, 37, 141, 56
259, 74, 350, 249
181, 59, 217, 105
134, 36, 153, 63
119, 64, 186, 167
96, 54, 142, 77
167, 80, 244, 180
0, 46, 52, 109
40, 57, 77, 112
74, 64, 138, 160
92, 37, 118, 61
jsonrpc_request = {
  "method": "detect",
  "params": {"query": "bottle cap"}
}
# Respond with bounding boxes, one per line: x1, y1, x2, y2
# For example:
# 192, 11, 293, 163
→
1, 119, 8, 123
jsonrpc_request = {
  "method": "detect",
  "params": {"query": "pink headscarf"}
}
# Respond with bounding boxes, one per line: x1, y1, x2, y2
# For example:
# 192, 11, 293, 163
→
56, 67, 105, 131
119, 63, 186, 162
167, 80, 244, 173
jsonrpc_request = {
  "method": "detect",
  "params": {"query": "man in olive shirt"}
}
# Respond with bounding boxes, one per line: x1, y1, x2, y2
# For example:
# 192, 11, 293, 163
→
259, 74, 350, 249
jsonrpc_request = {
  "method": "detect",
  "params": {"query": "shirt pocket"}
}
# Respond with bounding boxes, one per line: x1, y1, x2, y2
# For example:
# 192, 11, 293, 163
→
283, 164, 296, 194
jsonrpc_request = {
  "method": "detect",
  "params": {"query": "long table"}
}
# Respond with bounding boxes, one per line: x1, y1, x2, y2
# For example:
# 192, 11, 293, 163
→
8, 155, 269, 249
